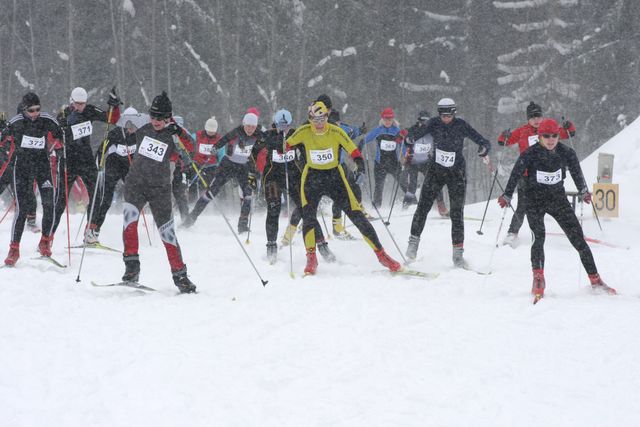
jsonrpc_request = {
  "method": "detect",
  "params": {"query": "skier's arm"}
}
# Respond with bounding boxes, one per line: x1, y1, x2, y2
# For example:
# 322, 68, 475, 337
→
566, 147, 588, 193
503, 152, 529, 199
215, 128, 239, 149
463, 121, 491, 155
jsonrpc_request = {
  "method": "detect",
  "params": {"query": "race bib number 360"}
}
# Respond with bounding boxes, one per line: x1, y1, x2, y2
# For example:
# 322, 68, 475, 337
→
309, 148, 335, 165
272, 150, 295, 163
435, 148, 456, 167
138, 136, 168, 162
71, 121, 93, 140
21, 135, 46, 149
536, 169, 562, 185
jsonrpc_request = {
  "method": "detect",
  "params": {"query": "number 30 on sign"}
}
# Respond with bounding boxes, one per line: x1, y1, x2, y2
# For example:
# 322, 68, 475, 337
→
592, 183, 619, 218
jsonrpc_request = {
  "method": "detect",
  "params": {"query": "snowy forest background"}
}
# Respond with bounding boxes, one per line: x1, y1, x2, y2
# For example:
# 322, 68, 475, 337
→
1, 0, 639, 202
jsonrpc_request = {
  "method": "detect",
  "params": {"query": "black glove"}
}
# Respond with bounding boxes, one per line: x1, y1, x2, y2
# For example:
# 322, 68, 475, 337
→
107, 86, 122, 107
166, 123, 184, 137
57, 114, 68, 128
498, 129, 511, 146
477, 144, 490, 157
248, 172, 258, 190
353, 156, 365, 184
359, 123, 368, 135
562, 119, 572, 130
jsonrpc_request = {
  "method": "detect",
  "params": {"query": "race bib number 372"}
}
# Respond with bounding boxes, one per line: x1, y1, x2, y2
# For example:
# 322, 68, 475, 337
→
309, 148, 335, 165
536, 169, 562, 185
138, 136, 168, 162
71, 121, 93, 140
21, 135, 46, 149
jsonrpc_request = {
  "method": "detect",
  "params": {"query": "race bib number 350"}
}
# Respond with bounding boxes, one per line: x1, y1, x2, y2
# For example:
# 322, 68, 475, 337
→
138, 136, 168, 162
71, 121, 93, 140
435, 148, 456, 167
21, 135, 46, 149
536, 169, 562, 185
309, 148, 335, 165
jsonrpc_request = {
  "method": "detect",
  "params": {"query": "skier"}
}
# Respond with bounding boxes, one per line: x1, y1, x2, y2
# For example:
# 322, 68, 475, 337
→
182, 111, 264, 232
53, 86, 121, 239
85, 107, 148, 244
497, 101, 576, 247
188, 116, 223, 202
363, 107, 405, 208
121, 91, 196, 293
497, 118, 614, 302
286, 100, 401, 275
405, 98, 491, 267
402, 110, 448, 215
3, 92, 63, 266
262, 109, 335, 264
170, 115, 191, 222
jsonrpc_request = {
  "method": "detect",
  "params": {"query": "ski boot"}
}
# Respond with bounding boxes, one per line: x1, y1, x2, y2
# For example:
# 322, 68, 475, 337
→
502, 232, 518, 248
266, 241, 278, 264
452, 244, 468, 269
588, 273, 617, 295
317, 241, 336, 263
406, 234, 420, 261
532, 268, 545, 303
122, 254, 140, 283
4, 242, 20, 266
281, 224, 297, 247
237, 216, 249, 234
436, 199, 449, 217
38, 234, 53, 257
173, 267, 197, 294
84, 223, 100, 244
26, 214, 40, 233
332, 217, 354, 240
304, 250, 318, 275
375, 248, 402, 272
402, 193, 417, 210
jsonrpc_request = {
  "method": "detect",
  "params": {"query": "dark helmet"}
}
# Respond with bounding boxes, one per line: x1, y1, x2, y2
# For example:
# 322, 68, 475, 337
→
149, 91, 172, 119
526, 101, 542, 119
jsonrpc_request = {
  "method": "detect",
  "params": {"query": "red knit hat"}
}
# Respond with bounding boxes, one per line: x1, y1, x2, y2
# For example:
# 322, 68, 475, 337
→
246, 107, 260, 117
537, 118, 560, 135
381, 107, 395, 119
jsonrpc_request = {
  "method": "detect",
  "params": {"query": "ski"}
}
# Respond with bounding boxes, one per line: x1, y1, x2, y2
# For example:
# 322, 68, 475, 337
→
68, 243, 122, 253
546, 232, 630, 250
533, 294, 543, 305
373, 268, 439, 280
91, 280, 156, 292
460, 265, 492, 275
31, 256, 67, 268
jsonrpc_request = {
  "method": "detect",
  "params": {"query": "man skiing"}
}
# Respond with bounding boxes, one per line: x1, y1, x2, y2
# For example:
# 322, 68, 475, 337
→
3, 92, 63, 266
498, 118, 614, 303
286, 100, 401, 275
406, 98, 491, 267
188, 116, 223, 202
497, 101, 576, 247
121, 91, 196, 293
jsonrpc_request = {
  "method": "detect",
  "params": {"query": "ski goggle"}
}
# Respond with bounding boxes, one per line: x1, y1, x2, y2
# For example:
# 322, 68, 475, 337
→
150, 112, 170, 121
540, 133, 559, 139
26, 106, 41, 113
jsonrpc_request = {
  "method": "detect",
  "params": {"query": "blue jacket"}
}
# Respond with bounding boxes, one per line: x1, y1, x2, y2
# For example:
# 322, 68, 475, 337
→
364, 124, 402, 163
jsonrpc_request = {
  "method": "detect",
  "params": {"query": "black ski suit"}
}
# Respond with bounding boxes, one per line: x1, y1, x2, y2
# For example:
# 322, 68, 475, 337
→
503, 142, 597, 274
402, 122, 445, 205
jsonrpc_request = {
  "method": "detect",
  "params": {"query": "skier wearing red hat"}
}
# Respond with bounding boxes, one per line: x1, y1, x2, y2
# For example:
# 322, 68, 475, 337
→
498, 118, 615, 303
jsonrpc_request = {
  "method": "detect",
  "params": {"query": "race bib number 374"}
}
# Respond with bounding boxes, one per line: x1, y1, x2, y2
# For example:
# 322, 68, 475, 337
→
138, 136, 168, 162
435, 148, 456, 167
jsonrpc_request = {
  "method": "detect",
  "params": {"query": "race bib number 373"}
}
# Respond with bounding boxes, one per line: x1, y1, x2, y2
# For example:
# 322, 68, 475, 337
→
309, 148, 335, 165
71, 121, 93, 140
138, 136, 168, 162
536, 169, 562, 185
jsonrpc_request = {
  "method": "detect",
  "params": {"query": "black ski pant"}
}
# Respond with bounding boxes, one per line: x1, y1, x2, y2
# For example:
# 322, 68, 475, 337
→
401, 161, 445, 204
172, 166, 189, 221
507, 176, 528, 235
52, 147, 98, 234
92, 156, 129, 230
9, 156, 55, 243
410, 163, 466, 244
373, 158, 403, 207
188, 164, 217, 203
526, 194, 597, 274
1, 163, 37, 219
189, 158, 252, 224
301, 166, 381, 252
331, 167, 362, 219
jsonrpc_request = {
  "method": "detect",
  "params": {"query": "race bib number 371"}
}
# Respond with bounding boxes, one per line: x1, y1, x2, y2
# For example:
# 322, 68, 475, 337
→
309, 148, 335, 165
21, 135, 46, 149
71, 121, 93, 140
138, 136, 168, 162
536, 169, 562, 185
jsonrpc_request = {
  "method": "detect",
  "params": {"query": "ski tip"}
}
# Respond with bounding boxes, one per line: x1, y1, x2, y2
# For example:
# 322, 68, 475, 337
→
533, 294, 543, 305
262, 280, 268, 287
289, 272, 296, 279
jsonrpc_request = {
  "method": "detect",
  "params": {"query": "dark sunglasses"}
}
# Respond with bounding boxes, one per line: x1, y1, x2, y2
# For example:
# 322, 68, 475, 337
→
150, 112, 170, 121
26, 106, 41, 113
541, 133, 559, 139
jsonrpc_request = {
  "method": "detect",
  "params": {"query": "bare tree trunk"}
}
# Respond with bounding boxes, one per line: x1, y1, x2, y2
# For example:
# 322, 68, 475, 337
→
163, 0, 172, 97
214, 0, 229, 117
26, 2, 39, 90
68, 0, 75, 92
108, 0, 124, 101
151, 0, 157, 96
6, 0, 18, 105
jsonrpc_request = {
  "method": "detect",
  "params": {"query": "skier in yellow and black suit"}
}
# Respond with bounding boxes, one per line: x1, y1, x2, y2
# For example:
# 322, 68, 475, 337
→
286, 101, 401, 275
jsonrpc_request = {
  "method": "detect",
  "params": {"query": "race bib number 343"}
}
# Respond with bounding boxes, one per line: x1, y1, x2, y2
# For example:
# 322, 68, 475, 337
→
435, 148, 456, 167
138, 136, 168, 162
536, 169, 562, 185
309, 148, 335, 165
71, 121, 93, 140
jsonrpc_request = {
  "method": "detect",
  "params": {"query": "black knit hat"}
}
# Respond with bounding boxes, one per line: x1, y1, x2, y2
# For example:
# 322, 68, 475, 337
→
315, 94, 333, 110
417, 110, 430, 122
526, 101, 542, 119
22, 92, 40, 109
149, 91, 172, 119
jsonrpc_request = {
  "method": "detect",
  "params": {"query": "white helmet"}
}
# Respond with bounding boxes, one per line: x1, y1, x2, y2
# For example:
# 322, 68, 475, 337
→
437, 98, 456, 115
205, 117, 219, 133
70, 87, 88, 103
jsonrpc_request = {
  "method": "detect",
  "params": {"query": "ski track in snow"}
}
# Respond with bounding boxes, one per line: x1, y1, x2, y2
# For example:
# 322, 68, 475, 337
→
2, 119, 640, 425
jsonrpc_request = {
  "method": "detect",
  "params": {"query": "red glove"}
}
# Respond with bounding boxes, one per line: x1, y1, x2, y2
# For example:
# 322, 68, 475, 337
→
582, 191, 592, 204
395, 129, 408, 143
498, 195, 511, 208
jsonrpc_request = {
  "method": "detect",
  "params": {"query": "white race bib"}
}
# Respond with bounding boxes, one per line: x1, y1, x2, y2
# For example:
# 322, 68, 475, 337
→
528, 135, 539, 146
234, 144, 253, 158
536, 169, 562, 185
380, 139, 397, 151
21, 135, 46, 149
115, 144, 136, 157
138, 136, 168, 162
435, 148, 456, 167
71, 121, 93, 140
272, 150, 295, 163
199, 143, 216, 155
414, 143, 431, 154
309, 148, 335, 165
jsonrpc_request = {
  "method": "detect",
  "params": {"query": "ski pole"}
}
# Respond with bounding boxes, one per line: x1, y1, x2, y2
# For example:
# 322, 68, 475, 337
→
245, 190, 254, 244
486, 205, 509, 271
319, 200, 331, 238
282, 132, 294, 278
0, 198, 15, 225
591, 202, 603, 231
177, 134, 268, 286
477, 144, 507, 235
60, 123, 72, 265
385, 165, 403, 225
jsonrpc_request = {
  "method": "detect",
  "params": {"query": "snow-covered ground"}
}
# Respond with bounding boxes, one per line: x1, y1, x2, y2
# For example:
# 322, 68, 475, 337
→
2, 119, 640, 426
